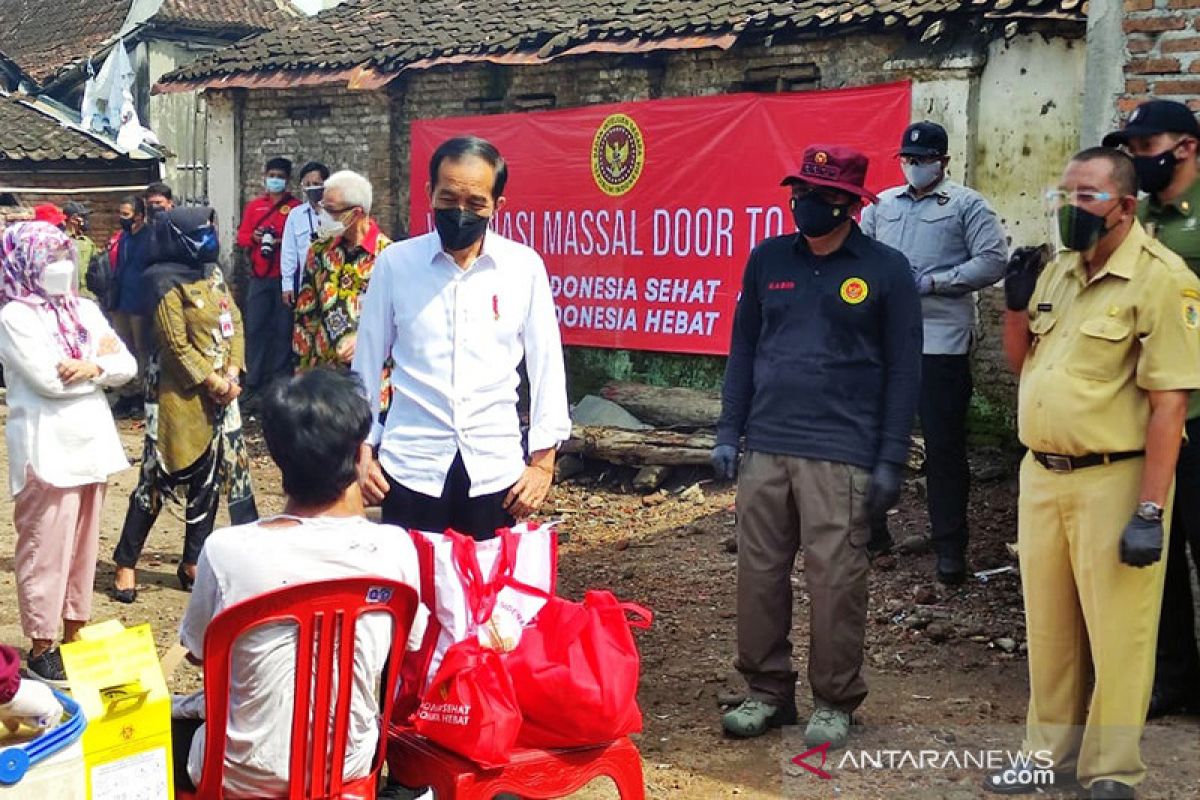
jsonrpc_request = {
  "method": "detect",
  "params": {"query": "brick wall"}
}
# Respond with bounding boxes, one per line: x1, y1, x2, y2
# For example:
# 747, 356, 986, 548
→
393, 35, 904, 235
1121, 0, 1200, 112
239, 87, 397, 237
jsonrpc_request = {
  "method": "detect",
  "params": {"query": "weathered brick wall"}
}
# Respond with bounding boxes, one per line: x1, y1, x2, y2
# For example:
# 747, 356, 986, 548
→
238, 87, 398, 238
1121, 0, 1200, 113
393, 35, 904, 236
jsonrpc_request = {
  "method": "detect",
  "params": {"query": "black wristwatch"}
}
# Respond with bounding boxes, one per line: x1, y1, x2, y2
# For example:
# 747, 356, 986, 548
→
1136, 501, 1164, 523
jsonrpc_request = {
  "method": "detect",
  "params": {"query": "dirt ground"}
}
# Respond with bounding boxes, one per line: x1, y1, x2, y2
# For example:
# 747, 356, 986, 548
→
2, 407, 1200, 799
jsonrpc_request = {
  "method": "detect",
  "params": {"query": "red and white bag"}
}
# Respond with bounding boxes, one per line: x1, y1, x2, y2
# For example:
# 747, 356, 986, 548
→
394, 522, 557, 724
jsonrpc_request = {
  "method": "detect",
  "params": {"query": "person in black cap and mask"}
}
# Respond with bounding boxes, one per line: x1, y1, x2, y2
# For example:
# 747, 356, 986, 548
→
1104, 99, 1200, 718
61, 201, 97, 299
712, 144, 922, 748
351, 136, 570, 539
861, 121, 1008, 584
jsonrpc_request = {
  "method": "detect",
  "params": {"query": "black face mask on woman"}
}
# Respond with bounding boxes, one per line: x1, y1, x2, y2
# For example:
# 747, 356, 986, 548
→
791, 193, 852, 237
434, 207, 489, 252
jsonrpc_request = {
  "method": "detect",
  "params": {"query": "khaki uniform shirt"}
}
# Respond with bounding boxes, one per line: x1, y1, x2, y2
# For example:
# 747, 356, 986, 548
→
71, 234, 97, 301
153, 270, 245, 474
1019, 221, 1200, 456
1139, 178, 1200, 418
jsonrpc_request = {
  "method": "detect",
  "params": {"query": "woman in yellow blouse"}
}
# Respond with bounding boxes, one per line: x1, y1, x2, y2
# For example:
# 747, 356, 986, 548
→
111, 207, 259, 602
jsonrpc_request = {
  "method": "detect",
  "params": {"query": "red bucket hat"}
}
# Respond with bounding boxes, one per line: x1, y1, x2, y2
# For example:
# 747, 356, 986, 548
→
780, 145, 878, 204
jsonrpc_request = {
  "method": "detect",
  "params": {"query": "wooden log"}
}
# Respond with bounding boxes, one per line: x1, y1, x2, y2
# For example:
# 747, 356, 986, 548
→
599, 381, 721, 428
562, 424, 715, 466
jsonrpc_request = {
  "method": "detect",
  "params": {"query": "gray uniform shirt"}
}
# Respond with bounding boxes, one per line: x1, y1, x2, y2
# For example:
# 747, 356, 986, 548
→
860, 178, 1008, 355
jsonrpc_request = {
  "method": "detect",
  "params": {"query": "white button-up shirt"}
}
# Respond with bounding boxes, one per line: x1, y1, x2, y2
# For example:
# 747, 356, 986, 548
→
352, 231, 571, 497
280, 202, 321, 295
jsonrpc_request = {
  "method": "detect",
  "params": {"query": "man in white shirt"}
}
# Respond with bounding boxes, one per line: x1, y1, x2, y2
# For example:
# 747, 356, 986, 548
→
174, 369, 427, 798
280, 161, 331, 305
352, 135, 571, 540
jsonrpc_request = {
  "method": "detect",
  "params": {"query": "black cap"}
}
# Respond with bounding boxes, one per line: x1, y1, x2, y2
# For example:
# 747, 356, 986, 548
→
898, 121, 948, 157
1103, 100, 1200, 147
61, 200, 91, 217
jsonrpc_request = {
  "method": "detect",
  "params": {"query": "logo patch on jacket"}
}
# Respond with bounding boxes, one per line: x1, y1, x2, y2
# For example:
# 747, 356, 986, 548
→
839, 277, 869, 305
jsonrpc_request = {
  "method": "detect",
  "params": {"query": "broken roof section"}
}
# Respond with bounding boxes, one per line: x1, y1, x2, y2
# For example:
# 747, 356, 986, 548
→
0, 0, 298, 88
154, 0, 1088, 94
0, 91, 161, 161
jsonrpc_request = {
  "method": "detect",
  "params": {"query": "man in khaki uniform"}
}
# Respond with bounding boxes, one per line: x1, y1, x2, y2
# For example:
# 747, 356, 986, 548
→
986, 148, 1200, 800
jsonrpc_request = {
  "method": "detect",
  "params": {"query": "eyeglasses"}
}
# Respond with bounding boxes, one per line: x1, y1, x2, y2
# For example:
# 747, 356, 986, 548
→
319, 203, 356, 214
1044, 189, 1116, 205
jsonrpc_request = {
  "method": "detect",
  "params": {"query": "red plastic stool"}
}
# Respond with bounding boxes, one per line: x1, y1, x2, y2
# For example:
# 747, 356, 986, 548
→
386, 729, 645, 799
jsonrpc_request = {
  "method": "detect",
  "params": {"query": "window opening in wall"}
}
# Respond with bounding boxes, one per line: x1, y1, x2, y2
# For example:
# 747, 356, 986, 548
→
737, 63, 820, 93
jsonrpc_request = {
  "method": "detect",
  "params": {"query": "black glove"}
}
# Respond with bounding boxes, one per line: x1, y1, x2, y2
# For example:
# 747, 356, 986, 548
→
710, 444, 738, 481
1119, 514, 1164, 567
865, 461, 904, 518
1004, 244, 1051, 312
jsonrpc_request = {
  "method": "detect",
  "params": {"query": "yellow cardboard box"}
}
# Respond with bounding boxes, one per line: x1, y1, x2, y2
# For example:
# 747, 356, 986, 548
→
60, 622, 174, 800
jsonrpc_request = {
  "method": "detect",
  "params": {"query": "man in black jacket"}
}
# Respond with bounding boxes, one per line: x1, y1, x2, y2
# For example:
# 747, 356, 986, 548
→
712, 144, 922, 749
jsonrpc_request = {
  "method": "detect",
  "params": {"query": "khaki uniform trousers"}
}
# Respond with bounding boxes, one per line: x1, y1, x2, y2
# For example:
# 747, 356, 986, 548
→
1018, 453, 1170, 788
734, 451, 871, 712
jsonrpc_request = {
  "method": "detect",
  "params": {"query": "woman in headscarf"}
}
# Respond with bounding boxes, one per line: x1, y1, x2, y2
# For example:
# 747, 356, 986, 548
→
0, 221, 136, 685
111, 207, 258, 603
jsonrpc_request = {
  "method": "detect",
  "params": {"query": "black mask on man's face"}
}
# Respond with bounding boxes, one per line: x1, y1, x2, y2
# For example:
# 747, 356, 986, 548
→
1132, 149, 1178, 195
791, 193, 852, 238
119, 217, 134, 233
1058, 202, 1120, 252
434, 207, 490, 251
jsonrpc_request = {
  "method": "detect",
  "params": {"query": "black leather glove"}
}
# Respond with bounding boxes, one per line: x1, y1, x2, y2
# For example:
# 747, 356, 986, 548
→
1004, 244, 1051, 312
711, 444, 738, 481
1119, 514, 1164, 567
865, 461, 904, 518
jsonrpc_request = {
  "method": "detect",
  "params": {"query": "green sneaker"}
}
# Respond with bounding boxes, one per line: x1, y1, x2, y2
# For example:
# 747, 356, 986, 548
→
805, 707, 852, 749
721, 697, 798, 738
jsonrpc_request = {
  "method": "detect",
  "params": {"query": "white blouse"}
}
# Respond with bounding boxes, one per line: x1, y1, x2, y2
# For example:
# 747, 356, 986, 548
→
0, 298, 136, 495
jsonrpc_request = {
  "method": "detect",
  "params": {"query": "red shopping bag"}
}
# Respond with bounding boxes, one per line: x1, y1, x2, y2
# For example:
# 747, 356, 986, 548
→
503, 587, 653, 749
413, 639, 523, 767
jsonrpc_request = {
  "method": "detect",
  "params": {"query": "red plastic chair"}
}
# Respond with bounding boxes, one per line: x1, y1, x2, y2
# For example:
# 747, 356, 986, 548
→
386, 730, 645, 799
178, 577, 420, 800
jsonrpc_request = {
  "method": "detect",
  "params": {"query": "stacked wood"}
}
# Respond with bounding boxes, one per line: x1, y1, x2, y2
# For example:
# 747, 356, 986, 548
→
562, 425, 715, 466
598, 381, 721, 428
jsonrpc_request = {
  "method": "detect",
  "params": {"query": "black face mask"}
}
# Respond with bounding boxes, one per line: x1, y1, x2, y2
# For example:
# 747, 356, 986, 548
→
119, 217, 134, 233
1133, 149, 1178, 194
434, 207, 489, 251
1057, 203, 1117, 252
791, 193, 852, 237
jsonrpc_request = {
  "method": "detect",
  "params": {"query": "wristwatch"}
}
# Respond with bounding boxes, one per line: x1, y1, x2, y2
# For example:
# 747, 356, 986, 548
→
1136, 501, 1164, 523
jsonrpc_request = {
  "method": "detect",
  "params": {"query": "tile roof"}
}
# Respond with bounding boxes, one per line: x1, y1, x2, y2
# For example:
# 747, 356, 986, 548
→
0, 0, 132, 84
152, 0, 299, 33
0, 93, 133, 161
158, 0, 1088, 87
0, 0, 297, 87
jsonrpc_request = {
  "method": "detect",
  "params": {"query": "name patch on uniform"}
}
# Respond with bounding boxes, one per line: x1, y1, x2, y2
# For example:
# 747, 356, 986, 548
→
1183, 298, 1200, 330
1036, 303, 1053, 312
768, 281, 796, 291
839, 277, 869, 305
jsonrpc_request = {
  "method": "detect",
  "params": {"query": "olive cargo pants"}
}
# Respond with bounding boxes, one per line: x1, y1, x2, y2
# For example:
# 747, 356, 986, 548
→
734, 451, 871, 713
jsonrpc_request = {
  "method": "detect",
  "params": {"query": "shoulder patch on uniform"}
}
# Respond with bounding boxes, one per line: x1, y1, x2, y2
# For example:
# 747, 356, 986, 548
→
840, 277, 869, 304
1184, 298, 1200, 330
279, 206, 291, 216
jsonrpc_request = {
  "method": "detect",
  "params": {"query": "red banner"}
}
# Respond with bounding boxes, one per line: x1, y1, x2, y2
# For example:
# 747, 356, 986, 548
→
410, 82, 911, 355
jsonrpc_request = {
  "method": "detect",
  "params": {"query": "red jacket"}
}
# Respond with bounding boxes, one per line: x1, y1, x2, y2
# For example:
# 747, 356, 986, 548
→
236, 194, 301, 279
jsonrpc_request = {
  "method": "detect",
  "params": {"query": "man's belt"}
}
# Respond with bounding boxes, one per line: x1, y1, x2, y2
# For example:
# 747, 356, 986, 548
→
1032, 450, 1144, 473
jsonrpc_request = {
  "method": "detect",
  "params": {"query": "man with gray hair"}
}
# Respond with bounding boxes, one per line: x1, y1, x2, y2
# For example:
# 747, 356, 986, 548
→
293, 169, 391, 370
